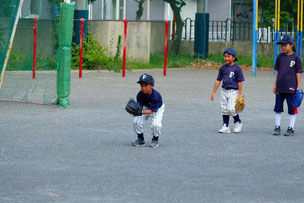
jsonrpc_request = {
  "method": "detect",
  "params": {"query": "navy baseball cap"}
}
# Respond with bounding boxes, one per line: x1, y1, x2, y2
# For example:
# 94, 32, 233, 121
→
277, 35, 294, 44
137, 74, 155, 85
223, 47, 238, 61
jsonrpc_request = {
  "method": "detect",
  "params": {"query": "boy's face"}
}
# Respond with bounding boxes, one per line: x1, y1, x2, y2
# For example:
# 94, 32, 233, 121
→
224, 53, 235, 65
281, 43, 293, 54
140, 82, 154, 95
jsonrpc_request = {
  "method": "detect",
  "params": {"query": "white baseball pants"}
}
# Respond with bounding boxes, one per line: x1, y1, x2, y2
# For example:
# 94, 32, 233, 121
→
133, 104, 165, 137
221, 88, 238, 117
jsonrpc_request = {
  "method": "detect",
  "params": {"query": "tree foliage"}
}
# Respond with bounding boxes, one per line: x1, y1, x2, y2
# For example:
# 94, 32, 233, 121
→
163, 0, 186, 55
134, 0, 186, 55
135, 0, 146, 20
245, 0, 297, 26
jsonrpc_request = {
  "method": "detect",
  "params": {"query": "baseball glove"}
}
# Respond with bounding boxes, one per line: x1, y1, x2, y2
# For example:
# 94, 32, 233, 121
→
125, 99, 143, 116
292, 89, 304, 108
235, 95, 245, 113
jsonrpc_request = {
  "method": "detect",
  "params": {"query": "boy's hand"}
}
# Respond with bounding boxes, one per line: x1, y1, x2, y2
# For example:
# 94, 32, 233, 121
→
211, 93, 215, 101
273, 85, 276, 94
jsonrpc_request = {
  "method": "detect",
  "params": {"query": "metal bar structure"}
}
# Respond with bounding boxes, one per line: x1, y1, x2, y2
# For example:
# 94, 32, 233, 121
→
252, 0, 258, 77
122, 19, 128, 77
79, 18, 85, 78
184, 18, 188, 40
211, 21, 214, 40
190, 19, 194, 40
183, 18, 297, 43
32, 17, 38, 80
164, 20, 169, 76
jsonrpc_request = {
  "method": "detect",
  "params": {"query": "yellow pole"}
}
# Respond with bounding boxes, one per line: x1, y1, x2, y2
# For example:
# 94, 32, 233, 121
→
301, 0, 303, 31
278, 0, 280, 30
297, 0, 300, 31
256, 0, 259, 30
275, 0, 277, 31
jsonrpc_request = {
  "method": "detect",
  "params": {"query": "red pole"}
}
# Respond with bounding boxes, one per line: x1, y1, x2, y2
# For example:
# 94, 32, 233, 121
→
79, 18, 85, 79
122, 19, 128, 77
32, 17, 38, 79
164, 20, 169, 76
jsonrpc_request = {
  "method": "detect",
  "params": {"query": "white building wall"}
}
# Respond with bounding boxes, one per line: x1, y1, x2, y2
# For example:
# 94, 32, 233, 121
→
19, 0, 232, 21
180, 0, 196, 20
208, 0, 231, 21
125, 0, 165, 21
126, 0, 140, 20
181, 0, 232, 21
149, 0, 165, 20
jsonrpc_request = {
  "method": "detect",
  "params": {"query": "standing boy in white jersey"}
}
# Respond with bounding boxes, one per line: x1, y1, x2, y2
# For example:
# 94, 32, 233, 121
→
132, 74, 165, 148
211, 48, 245, 133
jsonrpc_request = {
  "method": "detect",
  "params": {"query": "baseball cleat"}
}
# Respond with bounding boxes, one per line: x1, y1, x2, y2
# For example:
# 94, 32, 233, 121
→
284, 127, 294, 136
149, 139, 159, 148
272, 126, 281, 136
218, 125, 231, 134
131, 139, 145, 147
234, 122, 242, 133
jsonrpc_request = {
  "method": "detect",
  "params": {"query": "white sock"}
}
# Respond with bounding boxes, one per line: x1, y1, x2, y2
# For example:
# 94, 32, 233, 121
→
275, 113, 282, 126
289, 115, 296, 129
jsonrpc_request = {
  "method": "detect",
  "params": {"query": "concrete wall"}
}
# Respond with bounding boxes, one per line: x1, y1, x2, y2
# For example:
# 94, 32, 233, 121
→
88, 21, 122, 56
127, 22, 150, 61
10, 19, 55, 58
88, 20, 168, 61
150, 21, 167, 54
11, 20, 279, 64
9, 20, 166, 62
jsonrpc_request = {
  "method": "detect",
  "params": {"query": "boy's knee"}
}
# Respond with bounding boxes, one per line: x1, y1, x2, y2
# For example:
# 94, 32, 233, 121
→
221, 109, 228, 115
133, 118, 141, 127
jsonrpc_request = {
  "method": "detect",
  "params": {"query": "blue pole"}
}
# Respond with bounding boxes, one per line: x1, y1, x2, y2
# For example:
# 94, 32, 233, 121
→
274, 31, 280, 75
274, 31, 277, 65
276, 31, 280, 60
296, 31, 300, 55
252, 0, 257, 77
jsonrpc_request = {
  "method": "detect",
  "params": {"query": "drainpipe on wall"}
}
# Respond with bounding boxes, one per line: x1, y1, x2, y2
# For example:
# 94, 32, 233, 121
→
147, 0, 150, 20
123, 0, 126, 19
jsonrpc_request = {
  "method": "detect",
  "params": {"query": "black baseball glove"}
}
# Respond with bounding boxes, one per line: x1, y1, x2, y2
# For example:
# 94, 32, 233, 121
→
125, 99, 143, 116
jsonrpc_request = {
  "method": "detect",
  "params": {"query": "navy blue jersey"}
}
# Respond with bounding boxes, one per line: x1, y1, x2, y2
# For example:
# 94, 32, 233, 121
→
274, 52, 303, 94
136, 89, 163, 112
217, 64, 245, 89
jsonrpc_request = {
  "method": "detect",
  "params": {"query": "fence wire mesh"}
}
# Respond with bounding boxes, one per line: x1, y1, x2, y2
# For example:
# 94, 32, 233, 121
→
0, 0, 58, 104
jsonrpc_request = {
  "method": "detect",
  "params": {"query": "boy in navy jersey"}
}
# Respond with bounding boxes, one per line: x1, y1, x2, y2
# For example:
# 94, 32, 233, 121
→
273, 35, 303, 136
132, 74, 165, 148
211, 48, 245, 133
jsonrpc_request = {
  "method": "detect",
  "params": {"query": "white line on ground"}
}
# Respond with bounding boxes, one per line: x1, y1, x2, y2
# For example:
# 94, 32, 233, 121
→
0, 147, 11, 164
